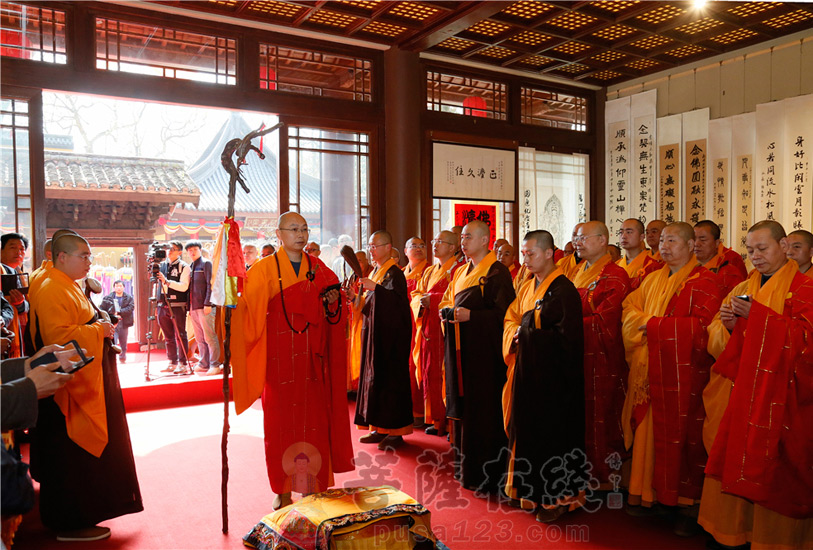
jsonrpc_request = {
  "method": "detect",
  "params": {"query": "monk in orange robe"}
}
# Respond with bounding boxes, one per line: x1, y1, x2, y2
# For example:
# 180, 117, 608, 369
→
232, 212, 354, 509
645, 220, 666, 263
617, 218, 661, 289
694, 220, 748, 295
403, 237, 429, 424
28, 234, 142, 539
621, 223, 721, 530
503, 229, 584, 523
571, 221, 631, 489
496, 243, 520, 279
409, 231, 459, 436
557, 223, 585, 280
441, 220, 515, 493
346, 250, 371, 392
786, 229, 813, 278
699, 220, 813, 549
353, 230, 413, 449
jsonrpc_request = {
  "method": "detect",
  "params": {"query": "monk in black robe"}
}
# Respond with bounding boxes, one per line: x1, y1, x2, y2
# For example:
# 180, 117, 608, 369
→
353, 230, 413, 449
28, 234, 141, 541
502, 230, 584, 523
440, 220, 515, 493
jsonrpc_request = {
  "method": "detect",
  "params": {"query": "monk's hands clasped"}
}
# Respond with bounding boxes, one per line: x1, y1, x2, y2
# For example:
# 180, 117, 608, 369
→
359, 278, 376, 292
449, 307, 471, 323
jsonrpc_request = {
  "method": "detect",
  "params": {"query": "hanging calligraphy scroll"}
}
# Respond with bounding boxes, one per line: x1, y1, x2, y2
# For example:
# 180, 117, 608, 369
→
630, 90, 657, 225
682, 109, 709, 225
756, 101, 785, 223
684, 139, 707, 224
732, 112, 756, 256
709, 117, 732, 244
782, 94, 813, 231
657, 114, 682, 224
605, 97, 631, 238
433, 142, 516, 202
518, 147, 535, 237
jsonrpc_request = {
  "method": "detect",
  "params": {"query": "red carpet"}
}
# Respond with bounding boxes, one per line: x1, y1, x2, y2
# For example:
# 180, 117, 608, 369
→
12, 400, 709, 549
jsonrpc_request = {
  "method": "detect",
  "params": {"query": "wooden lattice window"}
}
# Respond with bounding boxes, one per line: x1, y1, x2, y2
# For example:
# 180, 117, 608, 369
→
426, 71, 507, 121
0, 2, 66, 64
259, 44, 372, 102
521, 87, 587, 131
95, 17, 236, 85
1, 96, 33, 263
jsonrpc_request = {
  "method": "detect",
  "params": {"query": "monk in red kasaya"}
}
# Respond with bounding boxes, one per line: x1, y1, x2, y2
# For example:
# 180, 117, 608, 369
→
232, 211, 353, 510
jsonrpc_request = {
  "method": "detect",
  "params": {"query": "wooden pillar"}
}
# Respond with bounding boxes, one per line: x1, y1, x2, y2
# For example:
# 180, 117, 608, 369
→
383, 47, 422, 247
133, 242, 151, 346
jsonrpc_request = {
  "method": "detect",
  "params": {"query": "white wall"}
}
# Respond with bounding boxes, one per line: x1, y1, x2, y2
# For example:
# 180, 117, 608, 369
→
607, 30, 813, 119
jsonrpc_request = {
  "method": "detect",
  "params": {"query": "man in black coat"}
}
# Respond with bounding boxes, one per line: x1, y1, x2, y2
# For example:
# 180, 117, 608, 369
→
100, 280, 134, 363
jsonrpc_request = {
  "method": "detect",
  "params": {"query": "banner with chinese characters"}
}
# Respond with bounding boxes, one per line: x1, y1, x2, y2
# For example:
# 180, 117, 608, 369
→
605, 96, 631, 239
657, 114, 682, 224
708, 117, 732, 245
732, 113, 755, 256
433, 142, 515, 202
756, 101, 785, 223
630, 90, 657, 225
782, 94, 813, 231
454, 203, 497, 249
684, 139, 707, 224
682, 109, 709, 225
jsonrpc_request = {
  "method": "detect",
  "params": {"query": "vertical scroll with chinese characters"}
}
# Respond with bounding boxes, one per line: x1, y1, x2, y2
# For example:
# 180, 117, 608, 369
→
756, 101, 785, 223
684, 140, 707, 224
682, 109, 710, 225
732, 113, 756, 257
783, 95, 813, 231
709, 117, 732, 244
657, 114, 683, 224
606, 97, 631, 239
631, 90, 657, 225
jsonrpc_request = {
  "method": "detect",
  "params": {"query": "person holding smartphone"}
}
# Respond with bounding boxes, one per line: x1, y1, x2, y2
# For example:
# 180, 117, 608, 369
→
27, 233, 142, 542
699, 220, 813, 549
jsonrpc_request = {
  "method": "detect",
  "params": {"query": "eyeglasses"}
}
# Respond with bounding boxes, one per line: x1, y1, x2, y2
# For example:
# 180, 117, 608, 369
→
573, 235, 602, 244
66, 253, 93, 262
407, 244, 426, 249
431, 240, 455, 246
278, 227, 309, 235
367, 243, 390, 251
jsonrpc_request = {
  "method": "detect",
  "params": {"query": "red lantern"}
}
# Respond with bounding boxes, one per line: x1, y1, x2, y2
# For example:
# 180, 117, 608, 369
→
463, 96, 488, 118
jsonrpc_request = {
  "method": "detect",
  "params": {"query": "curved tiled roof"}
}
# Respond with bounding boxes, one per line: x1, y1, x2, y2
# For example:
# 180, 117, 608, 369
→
44, 151, 198, 195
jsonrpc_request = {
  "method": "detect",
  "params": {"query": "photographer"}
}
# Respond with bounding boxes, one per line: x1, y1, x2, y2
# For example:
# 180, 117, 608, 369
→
100, 281, 134, 364
1, 232, 30, 357
155, 241, 190, 374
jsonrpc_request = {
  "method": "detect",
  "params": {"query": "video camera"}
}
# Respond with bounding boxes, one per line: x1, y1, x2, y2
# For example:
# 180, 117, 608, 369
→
146, 242, 170, 277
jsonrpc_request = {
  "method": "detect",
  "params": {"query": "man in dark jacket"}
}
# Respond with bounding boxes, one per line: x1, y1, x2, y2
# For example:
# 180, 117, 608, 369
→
185, 241, 221, 376
100, 281, 134, 363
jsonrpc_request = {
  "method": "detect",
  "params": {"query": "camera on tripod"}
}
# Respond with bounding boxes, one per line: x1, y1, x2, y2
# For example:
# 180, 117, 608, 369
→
146, 242, 170, 278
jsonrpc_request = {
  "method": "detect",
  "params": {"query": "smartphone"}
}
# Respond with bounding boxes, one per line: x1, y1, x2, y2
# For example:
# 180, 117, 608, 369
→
735, 295, 751, 302
30, 340, 94, 374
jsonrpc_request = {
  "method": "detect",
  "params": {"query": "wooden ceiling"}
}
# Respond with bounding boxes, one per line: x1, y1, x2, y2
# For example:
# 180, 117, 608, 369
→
153, 1, 813, 86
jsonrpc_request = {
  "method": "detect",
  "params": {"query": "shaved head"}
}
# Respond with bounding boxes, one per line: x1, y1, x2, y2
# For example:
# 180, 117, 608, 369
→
524, 230, 554, 251
370, 230, 392, 245
582, 220, 609, 239
624, 218, 645, 234
749, 220, 786, 242
438, 230, 456, 243
694, 220, 721, 241
278, 211, 306, 228
664, 222, 695, 243
53, 234, 87, 256
466, 220, 489, 239
789, 229, 813, 247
